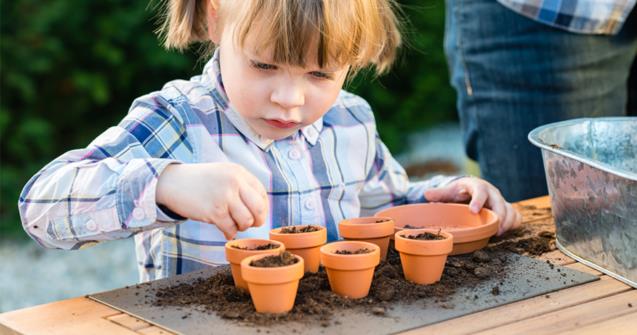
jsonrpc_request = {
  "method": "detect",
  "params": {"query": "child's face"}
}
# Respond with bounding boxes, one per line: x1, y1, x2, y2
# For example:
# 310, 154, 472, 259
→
217, 22, 349, 141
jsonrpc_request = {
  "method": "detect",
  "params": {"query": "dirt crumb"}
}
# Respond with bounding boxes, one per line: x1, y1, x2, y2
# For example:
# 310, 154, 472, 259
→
371, 307, 386, 316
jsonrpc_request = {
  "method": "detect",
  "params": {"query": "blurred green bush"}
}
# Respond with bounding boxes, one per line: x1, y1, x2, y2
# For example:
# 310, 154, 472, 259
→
0, 0, 456, 237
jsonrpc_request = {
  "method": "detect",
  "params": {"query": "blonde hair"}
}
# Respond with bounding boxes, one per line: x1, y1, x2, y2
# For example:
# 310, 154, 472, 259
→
157, 0, 402, 75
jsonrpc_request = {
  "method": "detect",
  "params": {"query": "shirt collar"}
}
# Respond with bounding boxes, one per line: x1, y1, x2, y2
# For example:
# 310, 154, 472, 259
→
204, 49, 323, 151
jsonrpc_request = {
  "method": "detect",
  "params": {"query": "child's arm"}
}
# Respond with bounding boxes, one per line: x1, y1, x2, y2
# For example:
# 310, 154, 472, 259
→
18, 94, 264, 249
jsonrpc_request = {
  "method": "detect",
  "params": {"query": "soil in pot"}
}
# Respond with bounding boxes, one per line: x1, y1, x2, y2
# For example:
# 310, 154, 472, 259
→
334, 248, 373, 254
320, 241, 380, 299
230, 243, 280, 250
225, 239, 285, 290
241, 252, 305, 314
250, 252, 299, 267
280, 225, 323, 233
395, 229, 454, 285
270, 225, 327, 273
338, 217, 395, 261
404, 230, 445, 240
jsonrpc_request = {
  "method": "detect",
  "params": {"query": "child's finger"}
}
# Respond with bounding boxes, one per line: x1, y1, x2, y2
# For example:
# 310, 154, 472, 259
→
507, 207, 523, 232
244, 172, 269, 202
514, 209, 523, 229
468, 184, 488, 213
228, 197, 255, 231
497, 202, 516, 236
485, 188, 507, 229
240, 184, 268, 227
214, 214, 238, 240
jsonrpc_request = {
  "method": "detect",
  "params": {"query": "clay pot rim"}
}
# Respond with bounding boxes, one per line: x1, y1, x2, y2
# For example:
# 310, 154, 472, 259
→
225, 239, 285, 264
394, 228, 454, 256
319, 241, 380, 270
269, 225, 327, 249
240, 253, 305, 284
376, 203, 499, 243
338, 217, 395, 239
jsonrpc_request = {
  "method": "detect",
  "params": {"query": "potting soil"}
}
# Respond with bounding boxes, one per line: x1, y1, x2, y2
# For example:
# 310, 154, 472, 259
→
91, 221, 597, 335
250, 252, 298, 267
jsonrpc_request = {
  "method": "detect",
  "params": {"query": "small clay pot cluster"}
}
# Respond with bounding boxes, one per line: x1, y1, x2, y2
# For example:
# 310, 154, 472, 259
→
336, 217, 453, 287
223, 204, 497, 314
377, 203, 499, 255
225, 225, 328, 314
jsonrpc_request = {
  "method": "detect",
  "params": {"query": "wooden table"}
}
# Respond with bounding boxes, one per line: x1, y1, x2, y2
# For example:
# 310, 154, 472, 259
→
1, 196, 635, 335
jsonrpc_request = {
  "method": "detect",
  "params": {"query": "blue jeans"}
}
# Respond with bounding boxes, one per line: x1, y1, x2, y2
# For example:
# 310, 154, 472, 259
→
444, 0, 637, 202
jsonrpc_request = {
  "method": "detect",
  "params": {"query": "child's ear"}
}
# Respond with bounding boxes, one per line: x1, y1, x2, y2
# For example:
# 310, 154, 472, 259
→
206, 0, 221, 44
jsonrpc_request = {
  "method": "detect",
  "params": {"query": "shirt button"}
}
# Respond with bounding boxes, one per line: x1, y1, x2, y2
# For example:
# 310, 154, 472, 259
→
86, 220, 97, 232
304, 199, 315, 211
133, 207, 146, 221
288, 148, 301, 160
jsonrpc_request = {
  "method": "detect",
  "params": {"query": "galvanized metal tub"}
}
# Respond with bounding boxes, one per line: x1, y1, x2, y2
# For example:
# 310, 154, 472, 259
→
529, 117, 637, 288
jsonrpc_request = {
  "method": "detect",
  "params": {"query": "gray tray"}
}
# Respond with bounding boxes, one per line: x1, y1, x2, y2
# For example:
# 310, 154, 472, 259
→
529, 117, 637, 288
90, 251, 597, 335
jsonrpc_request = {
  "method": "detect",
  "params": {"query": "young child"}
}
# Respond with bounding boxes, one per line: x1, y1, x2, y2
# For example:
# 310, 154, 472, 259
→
19, 0, 521, 282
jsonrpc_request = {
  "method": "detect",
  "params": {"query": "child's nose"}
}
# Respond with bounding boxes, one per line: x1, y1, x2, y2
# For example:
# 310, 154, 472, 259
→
270, 82, 305, 110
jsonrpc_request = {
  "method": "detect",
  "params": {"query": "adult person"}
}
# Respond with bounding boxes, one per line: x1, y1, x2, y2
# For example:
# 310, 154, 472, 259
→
444, 0, 637, 201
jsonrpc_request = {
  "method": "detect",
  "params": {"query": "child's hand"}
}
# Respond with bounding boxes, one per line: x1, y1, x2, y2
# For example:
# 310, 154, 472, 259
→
156, 162, 269, 240
424, 176, 522, 236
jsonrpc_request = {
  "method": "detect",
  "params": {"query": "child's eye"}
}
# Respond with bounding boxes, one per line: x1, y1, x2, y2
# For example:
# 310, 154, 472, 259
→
251, 61, 277, 71
309, 71, 332, 80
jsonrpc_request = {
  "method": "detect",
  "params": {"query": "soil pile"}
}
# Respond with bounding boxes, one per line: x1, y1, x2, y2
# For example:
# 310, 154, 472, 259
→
488, 204, 556, 256
154, 204, 557, 326
155, 245, 508, 326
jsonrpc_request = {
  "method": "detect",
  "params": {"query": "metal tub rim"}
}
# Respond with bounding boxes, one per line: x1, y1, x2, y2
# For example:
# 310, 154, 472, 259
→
528, 117, 637, 181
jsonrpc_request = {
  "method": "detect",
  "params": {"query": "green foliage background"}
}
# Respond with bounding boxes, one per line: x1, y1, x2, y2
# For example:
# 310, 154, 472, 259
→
0, 0, 456, 238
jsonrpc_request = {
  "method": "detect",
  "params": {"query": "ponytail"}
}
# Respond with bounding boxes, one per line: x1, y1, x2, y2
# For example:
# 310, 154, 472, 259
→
157, 0, 209, 50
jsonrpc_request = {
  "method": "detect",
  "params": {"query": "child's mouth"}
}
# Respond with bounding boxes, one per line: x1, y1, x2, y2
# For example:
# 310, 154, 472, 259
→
264, 119, 299, 129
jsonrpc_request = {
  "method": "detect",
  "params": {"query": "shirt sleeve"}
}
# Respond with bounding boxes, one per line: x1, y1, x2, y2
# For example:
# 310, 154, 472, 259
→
358, 132, 459, 217
18, 94, 194, 250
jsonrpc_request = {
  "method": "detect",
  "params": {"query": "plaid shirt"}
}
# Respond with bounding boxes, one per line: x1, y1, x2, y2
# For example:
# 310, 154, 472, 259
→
498, 0, 636, 34
19, 50, 455, 282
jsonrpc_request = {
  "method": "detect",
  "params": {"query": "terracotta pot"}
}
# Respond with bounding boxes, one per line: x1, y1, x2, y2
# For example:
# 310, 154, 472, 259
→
338, 217, 394, 261
319, 241, 380, 299
225, 239, 285, 290
394, 229, 453, 285
376, 203, 498, 255
269, 225, 327, 273
241, 253, 304, 314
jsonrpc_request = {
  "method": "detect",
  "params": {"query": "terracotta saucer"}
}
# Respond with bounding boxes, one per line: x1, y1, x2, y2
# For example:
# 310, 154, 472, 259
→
375, 203, 499, 255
